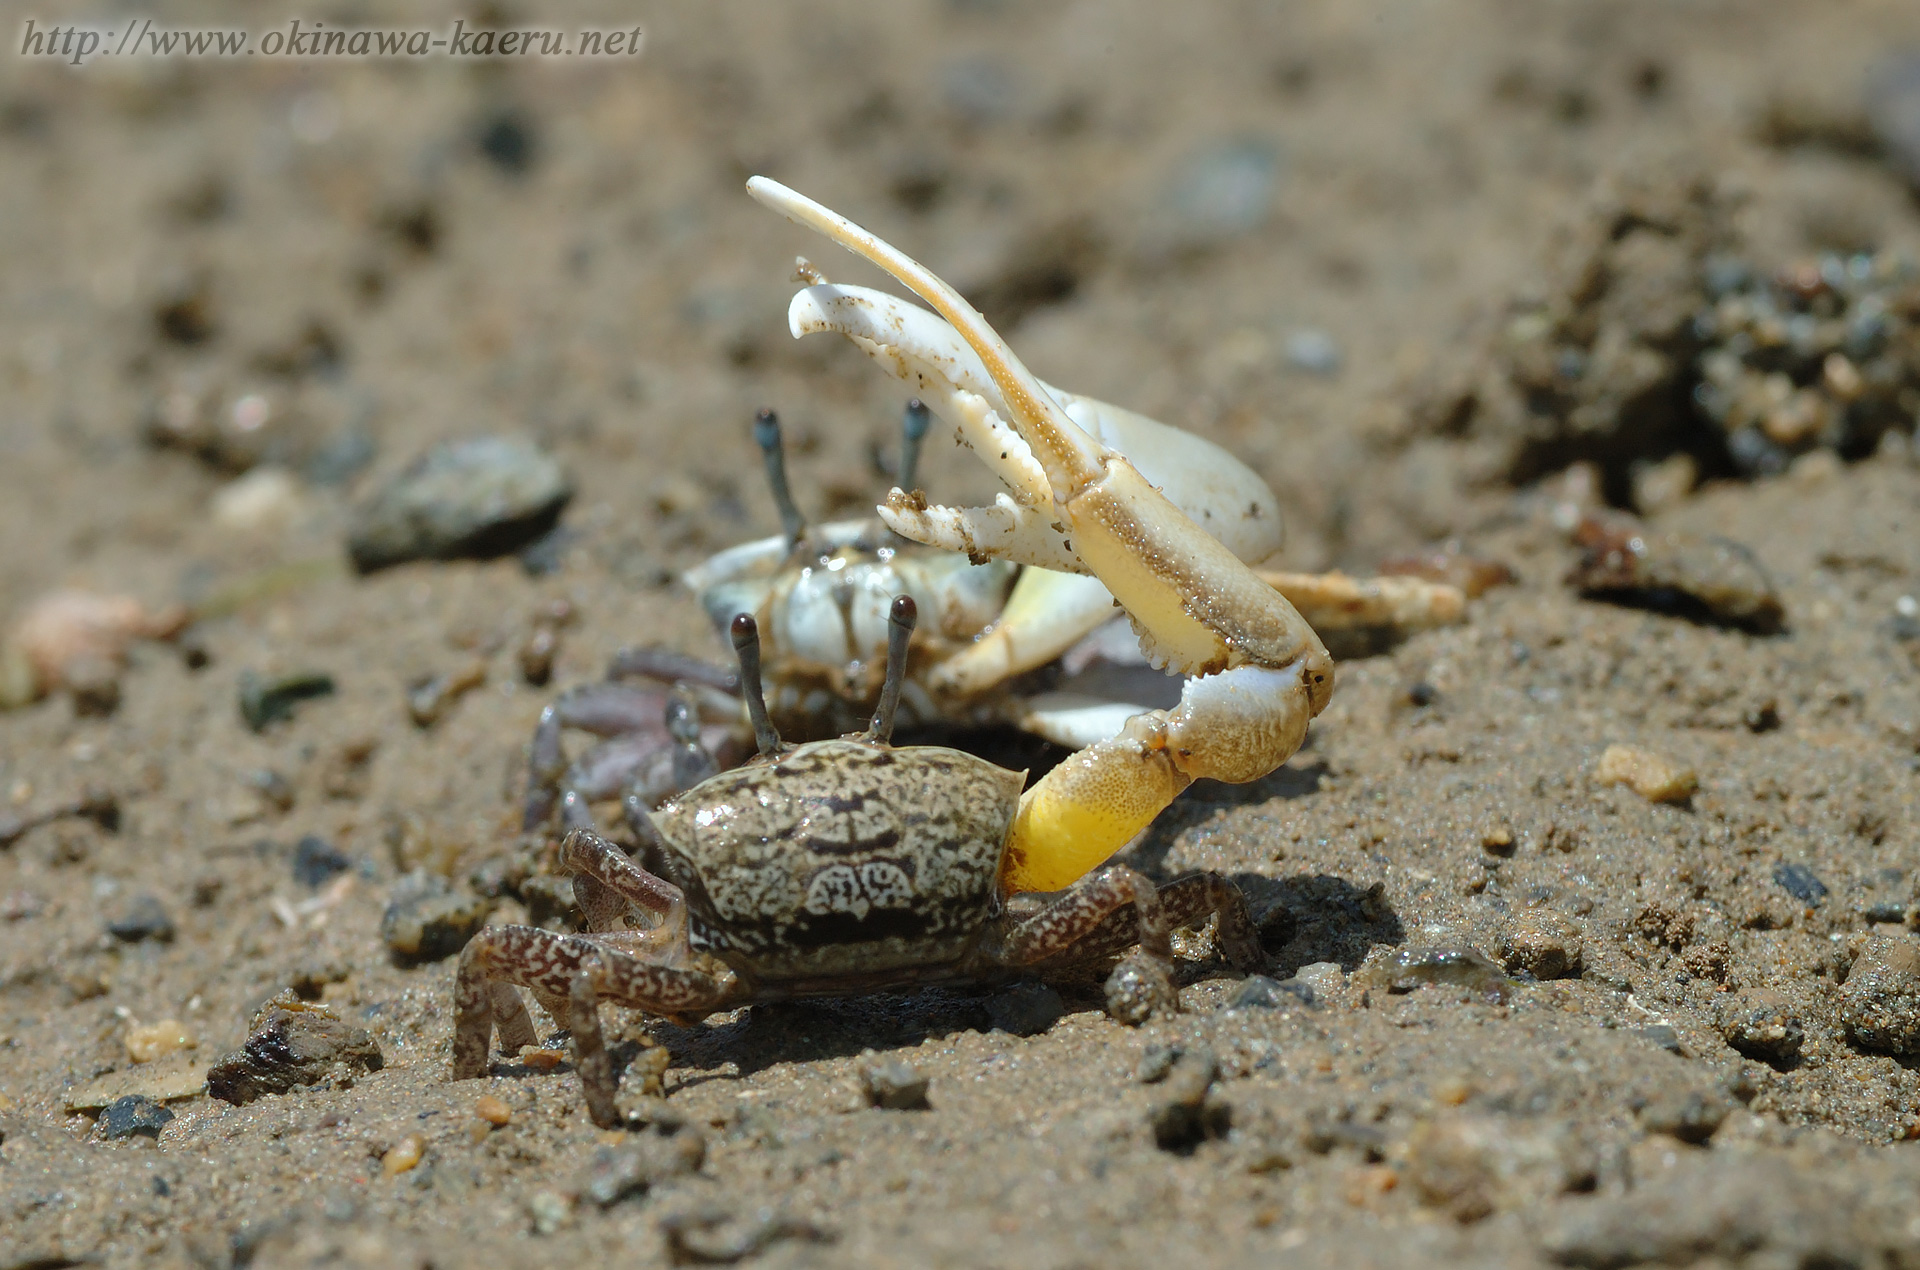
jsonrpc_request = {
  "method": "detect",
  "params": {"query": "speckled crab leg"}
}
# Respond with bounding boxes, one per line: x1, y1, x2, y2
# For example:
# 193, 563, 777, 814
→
451, 928, 740, 1120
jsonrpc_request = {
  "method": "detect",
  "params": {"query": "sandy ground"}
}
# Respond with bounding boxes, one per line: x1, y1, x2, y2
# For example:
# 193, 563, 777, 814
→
6, 1, 1920, 1266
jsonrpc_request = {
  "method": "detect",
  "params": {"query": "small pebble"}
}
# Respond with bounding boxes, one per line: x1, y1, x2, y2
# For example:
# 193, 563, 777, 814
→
381, 1133, 426, 1176
106, 894, 176, 944
474, 1095, 512, 1126
1630, 452, 1698, 516
1136, 1044, 1180, 1084
1497, 911, 1585, 980
1222, 974, 1316, 1010
518, 1047, 566, 1071
519, 624, 560, 685
661, 1205, 832, 1263
528, 1189, 573, 1236
1403, 1115, 1595, 1223
1293, 962, 1347, 998
1147, 1044, 1229, 1152
1284, 328, 1343, 376
0, 786, 119, 848
1716, 991, 1805, 1065
580, 1122, 706, 1207
1862, 901, 1915, 926
1637, 1024, 1686, 1055
125, 1019, 194, 1064
303, 428, 377, 487
211, 466, 304, 533
477, 106, 538, 174
64, 1062, 206, 1113
1104, 954, 1175, 1025
1595, 744, 1698, 803
406, 658, 488, 728
0, 639, 36, 709
516, 525, 578, 577
381, 871, 494, 965
206, 995, 385, 1105
1839, 934, 1920, 1054
238, 670, 335, 732
985, 981, 1064, 1036
1771, 862, 1828, 905
347, 435, 573, 573
245, 768, 296, 814
292, 835, 352, 888
625, 1045, 672, 1099
1635, 1088, 1730, 1144
1568, 513, 1784, 633
97, 1094, 174, 1141
859, 1058, 931, 1111
1362, 945, 1510, 1003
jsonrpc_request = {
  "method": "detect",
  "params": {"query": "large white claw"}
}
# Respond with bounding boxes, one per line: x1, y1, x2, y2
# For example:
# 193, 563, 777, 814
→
788, 285, 1051, 508
787, 281, 1285, 570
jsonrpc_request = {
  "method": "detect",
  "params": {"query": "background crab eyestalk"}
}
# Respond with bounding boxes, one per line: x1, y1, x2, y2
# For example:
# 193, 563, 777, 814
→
898, 398, 931, 494
866, 594, 918, 745
664, 693, 719, 791
752, 408, 808, 546
729, 612, 784, 757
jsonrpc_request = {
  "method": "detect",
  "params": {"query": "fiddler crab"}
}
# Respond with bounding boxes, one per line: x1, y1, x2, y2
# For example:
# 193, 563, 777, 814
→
522, 181, 1468, 869
469, 179, 1465, 1121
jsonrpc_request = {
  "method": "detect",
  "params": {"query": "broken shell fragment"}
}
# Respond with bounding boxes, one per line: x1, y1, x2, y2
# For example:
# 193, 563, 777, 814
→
1568, 513, 1784, 633
2, 591, 188, 708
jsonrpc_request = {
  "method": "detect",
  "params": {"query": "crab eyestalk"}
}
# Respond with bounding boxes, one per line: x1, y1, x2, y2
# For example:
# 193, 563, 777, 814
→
729, 613, 784, 757
898, 398, 931, 494
664, 694, 718, 791
753, 408, 808, 547
866, 594, 917, 745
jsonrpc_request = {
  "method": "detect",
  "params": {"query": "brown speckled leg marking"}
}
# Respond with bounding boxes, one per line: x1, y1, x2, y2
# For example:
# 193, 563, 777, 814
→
1001, 866, 1178, 1020
489, 981, 540, 1052
452, 925, 739, 1121
1002, 866, 1173, 966
568, 969, 619, 1127
560, 827, 681, 927
1026, 872, 1262, 972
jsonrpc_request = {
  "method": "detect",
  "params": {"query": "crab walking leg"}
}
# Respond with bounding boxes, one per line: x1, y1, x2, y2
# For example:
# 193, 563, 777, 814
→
1258, 569, 1465, 635
451, 928, 740, 1084
1013, 872, 1267, 972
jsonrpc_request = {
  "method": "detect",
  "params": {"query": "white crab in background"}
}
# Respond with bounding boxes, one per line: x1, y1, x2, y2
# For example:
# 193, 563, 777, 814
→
527, 179, 1468, 893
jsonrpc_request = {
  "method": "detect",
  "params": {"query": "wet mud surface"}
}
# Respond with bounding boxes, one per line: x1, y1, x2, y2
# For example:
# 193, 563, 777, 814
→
7, 2, 1920, 1266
